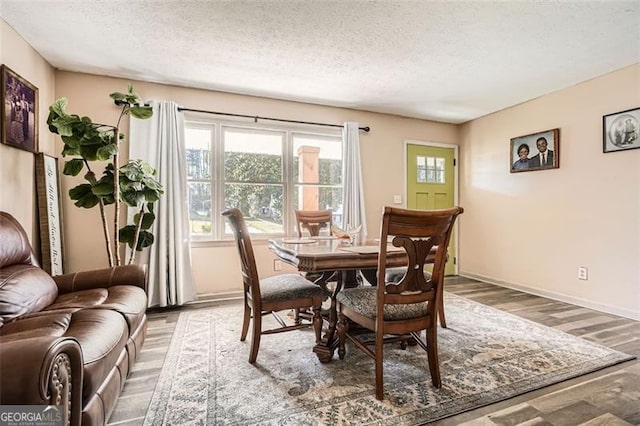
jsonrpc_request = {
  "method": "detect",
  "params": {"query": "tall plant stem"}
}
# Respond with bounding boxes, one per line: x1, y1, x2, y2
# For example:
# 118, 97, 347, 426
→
85, 164, 114, 267
127, 206, 145, 265
113, 104, 129, 266
100, 201, 115, 268
113, 129, 121, 266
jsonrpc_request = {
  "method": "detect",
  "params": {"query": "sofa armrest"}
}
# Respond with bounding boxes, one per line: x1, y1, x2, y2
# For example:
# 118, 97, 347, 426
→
0, 336, 83, 426
53, 264, 147, 294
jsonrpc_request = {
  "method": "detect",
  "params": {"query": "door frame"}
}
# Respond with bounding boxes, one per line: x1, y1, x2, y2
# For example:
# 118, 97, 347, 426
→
403, 139, 460, 275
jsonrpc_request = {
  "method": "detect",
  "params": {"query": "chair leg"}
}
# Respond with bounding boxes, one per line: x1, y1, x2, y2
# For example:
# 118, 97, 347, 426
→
336, 310, 348, 360
438, 308, 447, 328
375, 329, 384, 400
438, 289, 447, 328
425, 325, 442, 387
310, 304, 322, 344
438, 279, 447, 328
249, 310, 262, 364
240, 300, 251, 342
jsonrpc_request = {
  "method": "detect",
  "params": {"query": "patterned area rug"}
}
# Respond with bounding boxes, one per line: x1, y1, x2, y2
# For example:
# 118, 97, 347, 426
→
144, 293, 634, 425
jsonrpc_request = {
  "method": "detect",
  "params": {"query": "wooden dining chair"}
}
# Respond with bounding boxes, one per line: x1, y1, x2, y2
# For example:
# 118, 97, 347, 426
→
222, 208, 324, 363
336, 206, 463, 400
293, 209, 335, 322
294, 209, 333, 237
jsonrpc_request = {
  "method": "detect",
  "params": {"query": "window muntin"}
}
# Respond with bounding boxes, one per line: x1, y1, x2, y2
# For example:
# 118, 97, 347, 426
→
185, 119, 342, 239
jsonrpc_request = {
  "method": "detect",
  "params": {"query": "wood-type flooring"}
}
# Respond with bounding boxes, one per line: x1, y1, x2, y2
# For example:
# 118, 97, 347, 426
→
107, 277, 640, 426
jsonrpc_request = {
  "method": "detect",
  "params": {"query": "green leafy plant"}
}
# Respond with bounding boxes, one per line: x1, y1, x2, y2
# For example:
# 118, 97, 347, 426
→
47, 85, 163, 266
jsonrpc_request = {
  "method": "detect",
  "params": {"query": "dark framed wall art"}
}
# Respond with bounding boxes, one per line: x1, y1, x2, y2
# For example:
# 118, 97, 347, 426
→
510, 128, 560, 173
35, 153, 64, 276
603, 107, 639, 153
1, 64, 39, 153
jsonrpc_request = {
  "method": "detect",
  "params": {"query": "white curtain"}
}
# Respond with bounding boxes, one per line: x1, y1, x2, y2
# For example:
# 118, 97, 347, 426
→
341, 122, 367, 241
129, 100, 197, 307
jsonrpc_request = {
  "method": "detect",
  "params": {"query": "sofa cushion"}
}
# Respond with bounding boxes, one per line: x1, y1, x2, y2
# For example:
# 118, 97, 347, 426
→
0, 212, 36, 269
0, 265, 58, 325
65, 309, 128, 403
45, 288, 108, 310
99, 285, 147, 334
43, 286, 146, 335
0, 312, 71, 342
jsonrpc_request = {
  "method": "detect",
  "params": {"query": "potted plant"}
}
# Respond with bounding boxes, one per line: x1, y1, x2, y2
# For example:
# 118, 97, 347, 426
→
47, 85, 163, 266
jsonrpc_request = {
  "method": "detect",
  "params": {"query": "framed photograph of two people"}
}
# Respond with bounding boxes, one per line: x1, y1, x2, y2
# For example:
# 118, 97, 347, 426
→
510, 128, 560, 173
603, 107, 640, 153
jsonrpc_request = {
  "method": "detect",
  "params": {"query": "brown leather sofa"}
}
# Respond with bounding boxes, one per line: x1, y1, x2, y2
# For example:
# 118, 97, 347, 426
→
0, 211, 148, 425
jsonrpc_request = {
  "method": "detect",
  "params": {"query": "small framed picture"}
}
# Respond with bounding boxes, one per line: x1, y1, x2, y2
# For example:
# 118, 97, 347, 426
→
510, 128, 560, 173
603, 107, 640, 153
1, 65, 39, 153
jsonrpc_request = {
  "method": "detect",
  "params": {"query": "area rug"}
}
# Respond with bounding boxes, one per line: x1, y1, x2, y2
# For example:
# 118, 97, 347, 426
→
143, 293, 634, 425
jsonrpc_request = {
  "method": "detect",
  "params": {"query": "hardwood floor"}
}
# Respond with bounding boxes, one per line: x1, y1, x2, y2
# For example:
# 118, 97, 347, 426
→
107, 277, 640, 426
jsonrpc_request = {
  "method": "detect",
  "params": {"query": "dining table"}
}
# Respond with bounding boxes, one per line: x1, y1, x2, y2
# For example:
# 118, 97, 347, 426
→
268, 236, 436, 363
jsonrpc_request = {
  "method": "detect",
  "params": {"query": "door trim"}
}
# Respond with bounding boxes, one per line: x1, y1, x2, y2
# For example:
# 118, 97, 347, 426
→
403, 139, 460, 274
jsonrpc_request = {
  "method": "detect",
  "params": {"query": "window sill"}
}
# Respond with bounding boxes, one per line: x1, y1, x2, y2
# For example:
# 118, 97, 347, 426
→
190, 237, 274, 248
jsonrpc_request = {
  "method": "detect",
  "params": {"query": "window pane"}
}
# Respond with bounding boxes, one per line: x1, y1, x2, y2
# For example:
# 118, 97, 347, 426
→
185, 128, 211, 179
224, 129, 282, 183
224, 183, 283, 234
436, 157, 445, 183
417, 155, 426, 183
293, 186, 343, 230
188, 182, 212, 235
426, 156, 435, 167
293, 134, 342, 185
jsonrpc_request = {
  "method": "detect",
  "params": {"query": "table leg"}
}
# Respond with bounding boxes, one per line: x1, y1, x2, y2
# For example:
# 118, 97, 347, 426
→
313, 270, 358, 363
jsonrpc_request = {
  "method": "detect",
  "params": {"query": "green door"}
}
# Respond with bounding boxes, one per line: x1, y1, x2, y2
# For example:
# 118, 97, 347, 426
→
406, 143, 457, 275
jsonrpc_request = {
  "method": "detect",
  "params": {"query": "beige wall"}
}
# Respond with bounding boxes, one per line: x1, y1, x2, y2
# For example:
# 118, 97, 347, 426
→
53, 72, 458, 288
0, 20, 56, 245
459, 64, 640, 319
4, 18, 638, 319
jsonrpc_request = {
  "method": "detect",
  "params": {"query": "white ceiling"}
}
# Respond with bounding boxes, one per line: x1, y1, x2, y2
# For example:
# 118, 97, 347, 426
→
2, 1, 639, 124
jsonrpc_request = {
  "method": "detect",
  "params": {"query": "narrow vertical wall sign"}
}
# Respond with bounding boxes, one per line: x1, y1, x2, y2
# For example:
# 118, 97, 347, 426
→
35, 153, 64, 275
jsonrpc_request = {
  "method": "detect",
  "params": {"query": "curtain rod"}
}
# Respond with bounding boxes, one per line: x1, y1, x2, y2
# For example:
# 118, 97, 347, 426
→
177, 107, 370, 133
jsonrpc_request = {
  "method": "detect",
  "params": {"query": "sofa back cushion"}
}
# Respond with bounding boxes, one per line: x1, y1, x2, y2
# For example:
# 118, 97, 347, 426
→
0, 212, 37, 269
0, 212, 57, 325
0, 265, 58, 325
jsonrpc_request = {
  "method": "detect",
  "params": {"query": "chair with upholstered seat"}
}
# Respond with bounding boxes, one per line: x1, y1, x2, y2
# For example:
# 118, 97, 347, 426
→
336, 206, 463, 400
293, 209, 335, 322
222, 208, 324, 363
294, 209, 333, 238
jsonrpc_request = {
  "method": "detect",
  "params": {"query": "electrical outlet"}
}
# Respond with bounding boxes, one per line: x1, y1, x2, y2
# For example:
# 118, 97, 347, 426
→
393, 194, 402, 204
274, 259, 282, 271
578, 266, 588, 280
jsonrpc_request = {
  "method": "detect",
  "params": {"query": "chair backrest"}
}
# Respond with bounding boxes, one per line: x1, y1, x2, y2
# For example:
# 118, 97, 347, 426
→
221, 208, 261, 300
294, 209, 333, 237
376, 206, 463, 313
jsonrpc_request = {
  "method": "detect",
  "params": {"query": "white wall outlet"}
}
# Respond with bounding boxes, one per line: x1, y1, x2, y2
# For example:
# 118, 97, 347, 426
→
274, 259, 282, 271
393, 194, 402, 204
578, 266, 588, 280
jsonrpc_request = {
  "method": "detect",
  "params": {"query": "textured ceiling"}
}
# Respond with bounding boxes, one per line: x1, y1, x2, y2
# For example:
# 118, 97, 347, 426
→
2, 1, 639, 124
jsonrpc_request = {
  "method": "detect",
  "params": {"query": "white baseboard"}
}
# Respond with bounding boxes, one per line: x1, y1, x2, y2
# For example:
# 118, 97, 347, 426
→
189, 291, 243, 305
459, 271, 639, 321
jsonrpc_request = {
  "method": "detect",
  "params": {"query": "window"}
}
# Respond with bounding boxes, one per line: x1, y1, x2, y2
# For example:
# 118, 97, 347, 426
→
416, 155, 445, 184
185, 119, 343, 239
